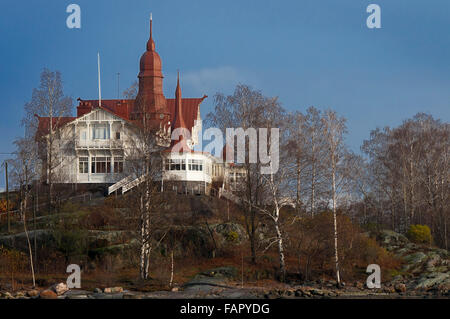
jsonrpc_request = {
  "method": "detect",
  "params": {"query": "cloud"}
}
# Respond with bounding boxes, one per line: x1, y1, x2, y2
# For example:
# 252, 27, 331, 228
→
166, 66, 256, 98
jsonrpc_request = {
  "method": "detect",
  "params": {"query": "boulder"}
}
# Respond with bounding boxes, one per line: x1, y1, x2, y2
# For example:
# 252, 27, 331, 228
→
378, 230, 408, 247
40, 290, 57, 299
26, 289, 40, 297
394, 283, 406, 293
104, 287, 123, 293
1, 292, 14, 299
51, 282, 69, 296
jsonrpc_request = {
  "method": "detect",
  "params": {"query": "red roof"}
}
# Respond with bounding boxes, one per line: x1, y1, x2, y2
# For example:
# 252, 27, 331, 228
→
167, 97, 206, 133
36, 116, 76, 139
76, 96, 206, 133
37, 96, 206, 137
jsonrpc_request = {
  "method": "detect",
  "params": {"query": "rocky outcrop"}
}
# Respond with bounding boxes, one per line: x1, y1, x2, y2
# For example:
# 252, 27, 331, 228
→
377, 230, 449, 294
182, 266, 238, 293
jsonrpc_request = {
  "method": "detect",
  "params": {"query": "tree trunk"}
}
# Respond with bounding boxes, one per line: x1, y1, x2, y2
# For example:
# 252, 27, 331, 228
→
169, 250, 174, 287
332, 158, 341, 286
22, 195, 36, 288
274, 218, 286, 282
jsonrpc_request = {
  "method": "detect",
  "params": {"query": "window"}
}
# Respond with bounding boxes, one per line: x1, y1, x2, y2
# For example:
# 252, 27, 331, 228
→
91, 157, 111, 174
115, 131, 121, 140
81, 131, 87, 140
165, 159, 185, 171
92, 124, 110, 140
79, 157, 88, 174
114, 157, 124, 173
188, 159, 203, 171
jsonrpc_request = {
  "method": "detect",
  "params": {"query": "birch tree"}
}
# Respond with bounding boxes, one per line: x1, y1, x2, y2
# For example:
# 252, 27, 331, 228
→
322, 109, 348, 286
286, 111, 309, 215
206, 84, 286, 264
10, 137, 39, 288
125, 102, 169, 280
303, 107, 328, 216
22, 69, 73, 213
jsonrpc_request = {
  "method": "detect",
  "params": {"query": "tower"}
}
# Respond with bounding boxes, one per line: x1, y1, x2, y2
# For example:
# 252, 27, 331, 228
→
170, 71, 190, 152
131, 14, 170, 128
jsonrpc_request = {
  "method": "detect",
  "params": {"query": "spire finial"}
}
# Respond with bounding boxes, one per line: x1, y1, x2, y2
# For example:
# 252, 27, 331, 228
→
147, 13, 155, 51
150, 13, 153, 40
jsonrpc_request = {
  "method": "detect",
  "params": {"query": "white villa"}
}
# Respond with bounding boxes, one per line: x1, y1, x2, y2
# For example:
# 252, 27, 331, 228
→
36, 17, 245, 197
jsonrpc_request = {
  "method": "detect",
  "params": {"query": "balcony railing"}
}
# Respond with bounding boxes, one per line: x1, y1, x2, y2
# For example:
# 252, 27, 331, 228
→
75, 139, 123, 150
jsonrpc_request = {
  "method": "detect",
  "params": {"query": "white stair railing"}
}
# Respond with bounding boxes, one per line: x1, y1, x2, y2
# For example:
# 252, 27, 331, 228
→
122, 175, 146, 194
108, 174, 148, 195
108, 175, 133, 195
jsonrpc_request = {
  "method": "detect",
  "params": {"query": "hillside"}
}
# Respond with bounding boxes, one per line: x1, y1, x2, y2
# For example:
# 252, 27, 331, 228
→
0, 193, 448, 299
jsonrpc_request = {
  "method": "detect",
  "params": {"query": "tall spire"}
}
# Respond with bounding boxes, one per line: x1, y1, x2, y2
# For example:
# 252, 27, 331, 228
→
147, 13, 155, 52
176, 70, 181, 100
171, 70, 190, 152
173, 70, 185, 130
132, 14, 169, 123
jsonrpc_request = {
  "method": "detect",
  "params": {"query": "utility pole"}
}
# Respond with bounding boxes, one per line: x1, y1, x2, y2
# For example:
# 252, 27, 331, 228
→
34, 179, 38, 273
5, 161, 10, 233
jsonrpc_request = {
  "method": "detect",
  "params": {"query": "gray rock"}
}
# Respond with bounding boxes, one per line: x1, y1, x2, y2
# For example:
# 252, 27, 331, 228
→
415, 272, 449, 290
66, 294, 89, 299
92, 292, 124, 299
63, 289, 92, 297
104, 287, 123, 293
378, 230, 408, 246
404, 252, 427, 265
51, 282, 69, 296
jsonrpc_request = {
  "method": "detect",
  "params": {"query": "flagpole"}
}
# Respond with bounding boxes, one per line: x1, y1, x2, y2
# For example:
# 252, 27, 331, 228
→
98, 52, 102, 107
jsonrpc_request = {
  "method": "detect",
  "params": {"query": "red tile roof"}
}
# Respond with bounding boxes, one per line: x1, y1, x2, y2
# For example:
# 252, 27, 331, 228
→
36, 96, 207, 139
36, 116, 76, 139
167, 97, 206, 133
76, 96, 206, 133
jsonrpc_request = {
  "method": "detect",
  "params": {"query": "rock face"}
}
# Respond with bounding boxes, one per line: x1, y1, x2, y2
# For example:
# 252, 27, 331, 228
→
377, 230, 408, 247
377, 229, 449, 294
182, 267, 238, 293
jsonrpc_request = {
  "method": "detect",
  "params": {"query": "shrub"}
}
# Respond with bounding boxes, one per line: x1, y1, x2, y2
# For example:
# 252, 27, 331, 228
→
407, 224, 432, 245
225, 230, 239, 243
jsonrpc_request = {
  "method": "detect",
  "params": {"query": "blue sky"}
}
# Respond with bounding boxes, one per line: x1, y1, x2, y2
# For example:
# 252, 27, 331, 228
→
0, 0, 449, 188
